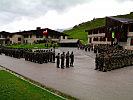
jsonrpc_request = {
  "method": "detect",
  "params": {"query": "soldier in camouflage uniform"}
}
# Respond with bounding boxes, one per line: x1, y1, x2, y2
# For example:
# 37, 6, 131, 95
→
56, 53, 60, 68
70, 51, 74, 67
61, 52, 65, 69
66, 51, 70, 68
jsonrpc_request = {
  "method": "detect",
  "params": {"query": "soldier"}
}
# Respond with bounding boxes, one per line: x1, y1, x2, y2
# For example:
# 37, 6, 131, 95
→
56, 53, 60, 68
52, 50, 55, 63
49, 50, 53, 62
95, 53, 99, 70
88, 45, 90, 52
85, 47, 87, 52
70, 51, 74, 67
61, 52, 65, 69
66, 51, 70, 68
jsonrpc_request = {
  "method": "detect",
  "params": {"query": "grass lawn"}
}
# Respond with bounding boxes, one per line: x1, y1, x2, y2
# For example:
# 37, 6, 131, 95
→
0, 70, 64, 100
5, 43, 59, 49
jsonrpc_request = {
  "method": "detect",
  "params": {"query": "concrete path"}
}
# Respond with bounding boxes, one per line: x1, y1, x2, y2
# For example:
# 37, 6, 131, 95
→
0, 48, 133, 100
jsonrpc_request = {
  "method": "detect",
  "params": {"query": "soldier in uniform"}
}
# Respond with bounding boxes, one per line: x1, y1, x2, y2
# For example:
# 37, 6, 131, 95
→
66, 51, 70, 68
95, 53, 99, 70
52, 50, 55, 63
88, 45, 90, 52
61, 52, 65, 69
56, 53, 60, 68
70, 51, 74, 67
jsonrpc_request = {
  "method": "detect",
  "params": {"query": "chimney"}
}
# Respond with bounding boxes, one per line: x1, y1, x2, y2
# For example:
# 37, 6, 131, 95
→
37, 27, 41, 30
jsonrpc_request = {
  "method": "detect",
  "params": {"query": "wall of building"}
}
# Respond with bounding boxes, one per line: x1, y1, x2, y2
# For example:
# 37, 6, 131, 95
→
10, 34, 24, 44
88, 33, 111, 44
23, 34, 46, 44
0, 31, 68, 45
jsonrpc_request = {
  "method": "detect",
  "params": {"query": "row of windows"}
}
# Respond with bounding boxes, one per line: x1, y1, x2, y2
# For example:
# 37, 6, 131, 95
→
0, 34, 62, 39
93, 37, 112, 41
88, 28, 105, 35
0, 35, 12, 38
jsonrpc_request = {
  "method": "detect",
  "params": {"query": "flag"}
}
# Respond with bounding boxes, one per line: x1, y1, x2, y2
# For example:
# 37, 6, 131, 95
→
112, 32, 114, 38
43, 29, 47, 34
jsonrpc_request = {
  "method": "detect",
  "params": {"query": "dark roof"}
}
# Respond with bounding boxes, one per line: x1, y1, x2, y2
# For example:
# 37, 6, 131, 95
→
0, 31, 11, 34
59, 39, 79, 43
108, 17, 133, 24
85, 26, 105, 32
0, 28, 68, 36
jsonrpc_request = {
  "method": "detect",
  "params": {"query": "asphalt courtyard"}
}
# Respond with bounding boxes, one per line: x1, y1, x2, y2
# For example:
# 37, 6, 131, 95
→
0, 48, 133, 100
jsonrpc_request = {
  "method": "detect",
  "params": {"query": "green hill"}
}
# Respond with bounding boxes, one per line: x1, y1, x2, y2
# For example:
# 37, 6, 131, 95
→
63, 12, 133, 43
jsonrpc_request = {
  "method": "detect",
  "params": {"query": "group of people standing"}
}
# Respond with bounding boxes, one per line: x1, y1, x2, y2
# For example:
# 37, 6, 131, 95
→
0, 47, 56, 64
56, 51, 74, 69
24, 50, 55, 64
78, 43, 133, 72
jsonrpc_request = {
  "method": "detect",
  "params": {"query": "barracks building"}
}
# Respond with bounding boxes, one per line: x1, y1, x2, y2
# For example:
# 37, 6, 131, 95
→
0, 27, 68, 45
86, 17, 133, 50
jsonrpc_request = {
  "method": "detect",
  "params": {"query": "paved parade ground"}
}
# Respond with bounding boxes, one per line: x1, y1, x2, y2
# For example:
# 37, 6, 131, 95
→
0, 48, 133, 100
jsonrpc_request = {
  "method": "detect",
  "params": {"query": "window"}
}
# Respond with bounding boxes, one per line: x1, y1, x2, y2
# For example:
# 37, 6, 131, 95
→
24, 34, 29, 38
4, 35, 7, 38
10, 41, 12, 44
18, 38, 21, 41
63, 36, 65, 39
30, 34, 32, 38
9, 35, 12, 38
129, 24, 133, 32
131, 39, 133, 45
93, 38, 98, 41
36, 34, 43, 38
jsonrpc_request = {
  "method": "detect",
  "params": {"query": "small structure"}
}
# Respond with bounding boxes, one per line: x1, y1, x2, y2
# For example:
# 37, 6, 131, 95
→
58, 39, 80, 47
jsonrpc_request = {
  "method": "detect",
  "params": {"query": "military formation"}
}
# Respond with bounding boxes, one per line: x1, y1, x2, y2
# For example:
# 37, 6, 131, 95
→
78, 44, 93, 52
0, 47, 55, 64
24, 49, 55, 64
0, 47, 29, 58
56, 51, 74, 69
78, 44, 133, 72
94, 44, 132, 72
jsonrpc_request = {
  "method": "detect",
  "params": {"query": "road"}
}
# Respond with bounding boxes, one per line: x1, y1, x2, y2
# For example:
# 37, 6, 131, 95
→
0, 47, 133, 100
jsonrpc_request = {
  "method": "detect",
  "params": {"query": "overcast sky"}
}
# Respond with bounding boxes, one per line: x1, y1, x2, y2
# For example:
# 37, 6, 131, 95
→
0, 0, 133, 32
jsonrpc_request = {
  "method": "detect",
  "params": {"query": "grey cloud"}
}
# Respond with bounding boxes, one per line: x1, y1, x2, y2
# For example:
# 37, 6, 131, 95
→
0, 0, 132, 26
0, 0, 91, 26
116, 0, 133, 2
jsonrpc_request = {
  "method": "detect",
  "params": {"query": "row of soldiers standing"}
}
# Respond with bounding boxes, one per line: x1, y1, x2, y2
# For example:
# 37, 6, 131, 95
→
78, 44, 93, 52
0, 47, 56, 64
24, 50, 55, 64
0, 47, 30, 58
95, 44, 133, 72
56, 51, 74, 69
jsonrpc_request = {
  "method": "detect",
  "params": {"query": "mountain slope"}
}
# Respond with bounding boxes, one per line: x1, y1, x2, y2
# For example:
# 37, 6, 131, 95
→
63, 12, 133, 42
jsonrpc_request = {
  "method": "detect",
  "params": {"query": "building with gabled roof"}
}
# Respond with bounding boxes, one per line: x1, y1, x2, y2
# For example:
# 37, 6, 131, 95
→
86, 16, 133, 50
0, 27, 68, 45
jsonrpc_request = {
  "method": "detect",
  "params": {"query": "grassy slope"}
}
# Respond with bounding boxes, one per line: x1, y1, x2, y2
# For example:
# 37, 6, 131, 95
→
63, 13, 133, 43
0, 70, 63, 100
